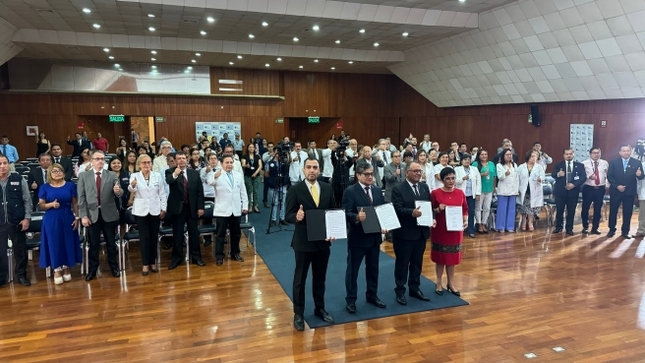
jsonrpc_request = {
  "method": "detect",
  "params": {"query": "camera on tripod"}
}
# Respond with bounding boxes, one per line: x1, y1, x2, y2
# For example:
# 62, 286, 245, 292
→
336, 139, 350, 157
277, 141, 291, 160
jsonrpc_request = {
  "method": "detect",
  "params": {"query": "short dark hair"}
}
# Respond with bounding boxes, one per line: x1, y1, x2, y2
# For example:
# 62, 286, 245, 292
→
221, 155, 234, 163
440, 167, 455, 180
589, 147, 601, 154
304, 157, 320, 167
460, 154, 471, 162
0, 155, 8, 163
619, 144, 631, 151
51, 143, 62, 149
525, 149, 537, 162
38, 153, 51, 161
459, 143, 467, 148
166, 152, 176, 161
174, 151, 186, 158
355, 160, 373, 174
533, 141, 541, 147
562, 147, 574, 154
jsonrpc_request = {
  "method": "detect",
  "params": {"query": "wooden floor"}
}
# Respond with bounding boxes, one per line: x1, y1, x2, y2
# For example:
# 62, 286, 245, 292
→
2, 212, 645, 363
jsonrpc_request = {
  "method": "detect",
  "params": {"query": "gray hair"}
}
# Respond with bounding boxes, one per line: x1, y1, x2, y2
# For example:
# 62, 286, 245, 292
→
355, 159, 373, 175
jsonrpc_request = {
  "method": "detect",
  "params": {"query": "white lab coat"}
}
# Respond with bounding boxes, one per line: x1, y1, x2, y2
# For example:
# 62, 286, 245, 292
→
496, 163, 519, 196
454, 166, 482, 197
516, 163, 545, 208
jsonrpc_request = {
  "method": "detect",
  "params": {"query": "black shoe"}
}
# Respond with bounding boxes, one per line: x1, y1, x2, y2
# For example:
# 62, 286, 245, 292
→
279, 220, 289, 226
607, 230, 616, 238
553, 228, 562, 234
111, 268, 121, 278
582, 228, 589, 234
293, 314, 305, 331
622, 234, 633, 239
396, 293, 407, 305
141, 269, 149, 276
591, 229, 601, 235
446, 285, 461, 297
192, 259, 206, 266
18, 276, 31, 286
263, 202, 269, 208
566, 230, 574, 236
168, 262, 180, 270
269, 220, 277, 227
203, 240, 212, 247
85, 271, 96, 281
150, 266, 159, 273
314, 309, 335, 323
435, 286, 444, 295
410, 290, 431, 301
216, 257, 224, 266
366, 297, 386, 308
232, 254, 244, 262
346, 302, 356, 314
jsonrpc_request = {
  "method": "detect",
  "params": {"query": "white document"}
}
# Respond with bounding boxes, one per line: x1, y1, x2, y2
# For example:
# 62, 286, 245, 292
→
445, 206, 464, 231
374, 203, 401, 231
415, 201, 434, 226
325, 210, 348, 239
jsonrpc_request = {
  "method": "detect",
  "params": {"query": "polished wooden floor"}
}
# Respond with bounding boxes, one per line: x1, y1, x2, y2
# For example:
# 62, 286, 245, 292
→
2, 211, 645, 363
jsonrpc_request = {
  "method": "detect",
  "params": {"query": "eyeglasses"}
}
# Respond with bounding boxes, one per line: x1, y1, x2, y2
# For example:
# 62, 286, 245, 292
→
92, 157, 105, 161
51, 170, 63, 174
362, 173, 374, 177
140, 161, 152, 164
392, 155, 401, 158
408, 170, 422, 173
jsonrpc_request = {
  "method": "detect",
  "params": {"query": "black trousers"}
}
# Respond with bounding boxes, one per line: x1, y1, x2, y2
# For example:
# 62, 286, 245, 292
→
215, 214, 241, 258
333, 182, 344, 208
0, 223, 27, 282
393, 236, 426, 295
262, 179, 269, 203
88, 211, 118, 272
135, 214, 160, 266
293, 248, 330, 315
170, 206, 200, 264
555, 190, 579, 232
581, 186, 605, 230
345, 243, 380, 303
609, 193, 635, 234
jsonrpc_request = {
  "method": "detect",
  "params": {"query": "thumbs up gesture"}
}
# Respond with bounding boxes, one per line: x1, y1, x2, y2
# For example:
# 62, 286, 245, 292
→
637, 167, 642, 177
52, 199, 59, 209
557, 169, 565, 177
412, 205, 422, 217
357, 207, 366, 222
214, 169, 222, 179
31, 181, 37, 190
131, 178, 137, 188
296, 204, 305, 222
113, 180, 120, 194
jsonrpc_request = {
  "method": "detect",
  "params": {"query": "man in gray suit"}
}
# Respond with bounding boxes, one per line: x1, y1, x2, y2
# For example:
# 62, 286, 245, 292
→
307, 140, 325, 177
383, 151, 406, 202
78, 150, 123, 281
359, 146, 385, 188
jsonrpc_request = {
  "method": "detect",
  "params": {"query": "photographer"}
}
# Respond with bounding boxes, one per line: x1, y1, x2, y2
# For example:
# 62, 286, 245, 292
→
320, 139, 337, 183
265, 148, 290, 226
261, 141, 275, 207
331, 139, 355, 207
288, 141, 309, 185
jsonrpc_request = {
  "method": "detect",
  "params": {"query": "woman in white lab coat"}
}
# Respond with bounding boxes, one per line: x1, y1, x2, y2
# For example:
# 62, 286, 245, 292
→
516, 150, 545, 231
496, 149, 520, 232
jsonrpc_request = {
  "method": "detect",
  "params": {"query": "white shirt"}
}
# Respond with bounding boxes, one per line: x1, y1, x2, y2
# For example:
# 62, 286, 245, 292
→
305, 179, 320, 201
321, 148, 333, 178
582, 158, 609, 188
358, 181, 372, 201
128, 171, 167, 216
201, 166, 221, 198
289, 150, 308, 183
152, 155, 168, 172
420, 141, 432, 153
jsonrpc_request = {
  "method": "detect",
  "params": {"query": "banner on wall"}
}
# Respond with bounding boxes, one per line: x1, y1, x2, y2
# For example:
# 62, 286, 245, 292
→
195, 122, 242, 142
570, 124, 594, 163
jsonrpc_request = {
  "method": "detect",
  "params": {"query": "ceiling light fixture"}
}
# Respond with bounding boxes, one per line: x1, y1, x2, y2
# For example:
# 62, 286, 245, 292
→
262, 21, 268, 27
248, 34, 255, 39
277, 57, 282, 61
151, 50, 157, 54
331, 67, 335, 70
148, 14, 155, 18
119, 68, 123, 71
191, 59, 196, 63
200, 30, 207, 35
402, 32, 409, 37
114, 64, 120, 67
151, 58, 156, 61
265, 63, 270, 67
229, 62, 234, 65
82, 8, 91, 13
151, 65, 157, 69
313, 59, 318, 63
335, 40, 340, 44
93, 24, 101, 29
299, 65, 303, 69
237, 55, 242, 59
359, 29, 365, 33
195, 53, 201, 56
293, 37, 299, 42
108, 56, 114, 59
373, 42, 379, 47
148, 27, 155, 31
207, 17, 215, 23
103, 48, 109, 52
187, 66, 193, 70
312, 25, 320, 31
348, 61, 353, 64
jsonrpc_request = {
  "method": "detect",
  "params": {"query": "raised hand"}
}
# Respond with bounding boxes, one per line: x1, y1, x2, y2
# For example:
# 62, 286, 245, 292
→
214, 169, 222, 179
557, 169, 565, 177
505, 169, 511, 176
113, 180, 120, 194
357, 207, 366, 222
637, 167, 642, 177
51, 199, 60, 209
463, 174, 469, 180
131, 178, 137, 187
296, 205, 305, 221
412, 205, 422, 217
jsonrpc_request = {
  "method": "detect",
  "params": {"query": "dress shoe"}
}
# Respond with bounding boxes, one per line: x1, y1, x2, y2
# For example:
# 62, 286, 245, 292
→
54, 275, 64, 285
17, 276, 31, 286
346, 302, 357, 314
410, 290, 431, 302
566, 230, 574, 236
396, 293, 407, 305
553, 228, 562, 234
232, 254, 244, 262
216, 257, 224, 266
446, 285, 461, 297
314, 309, 335, 323
141, 269, 149, 276
111, 268, 121, 278
168, 262, 180, 270
435, 286, 444, 295
279, 219, 289, 226
254, 206, 260, 213
293, 314, 305, 331
269, 220, 277, 227
192, 259, 206, 266
582, 228, 589, 234
85, 271, 96, 281
203, 240, 212, 247
591, 229, 601, 235
366, 297, 386, 308
150, 266, 159, 273
622, 234, 633, 239
607, 230, 616, 238
263, 201, 269, 208
63, 273, 72, 282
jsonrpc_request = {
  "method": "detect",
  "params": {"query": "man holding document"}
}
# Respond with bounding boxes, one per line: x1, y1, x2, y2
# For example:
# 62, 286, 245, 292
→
342, 163, 388, 314
285, 158, 337, 331
391, 161, 436, 305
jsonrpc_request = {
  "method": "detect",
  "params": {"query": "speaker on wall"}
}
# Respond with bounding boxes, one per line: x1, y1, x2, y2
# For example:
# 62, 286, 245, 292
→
530, 104, 541, 127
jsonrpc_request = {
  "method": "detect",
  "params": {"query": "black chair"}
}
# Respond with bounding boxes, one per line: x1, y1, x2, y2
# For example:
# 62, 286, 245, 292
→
15, 166, 29, 174
239, 214, 257, 255
158, 213, 188, 262
198, 201, 216, 240
8, 212, 48, 282
121, 208, 140, 270
542, 183, 556, 226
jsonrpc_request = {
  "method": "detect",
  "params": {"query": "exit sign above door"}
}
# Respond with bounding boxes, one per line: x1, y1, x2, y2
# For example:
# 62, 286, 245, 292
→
308, 116, 320, 123
109, 114, 125, 122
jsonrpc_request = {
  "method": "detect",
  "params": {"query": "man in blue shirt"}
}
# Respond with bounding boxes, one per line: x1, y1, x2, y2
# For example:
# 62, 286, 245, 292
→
0, 136, 19, 172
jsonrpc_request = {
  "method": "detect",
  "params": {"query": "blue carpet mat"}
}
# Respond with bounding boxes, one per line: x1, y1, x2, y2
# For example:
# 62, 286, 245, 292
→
246, 208, 469, 328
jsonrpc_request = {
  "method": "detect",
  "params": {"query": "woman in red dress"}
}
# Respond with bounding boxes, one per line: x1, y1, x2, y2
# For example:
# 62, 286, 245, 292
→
430, 167, 468, 297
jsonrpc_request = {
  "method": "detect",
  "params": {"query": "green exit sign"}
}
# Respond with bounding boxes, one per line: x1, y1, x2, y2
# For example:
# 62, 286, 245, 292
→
308, 116, 320, 123
109, 114, 125, 122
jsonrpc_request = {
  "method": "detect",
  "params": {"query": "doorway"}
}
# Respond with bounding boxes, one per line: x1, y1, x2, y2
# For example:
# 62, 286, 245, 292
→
288, 117, 341, 146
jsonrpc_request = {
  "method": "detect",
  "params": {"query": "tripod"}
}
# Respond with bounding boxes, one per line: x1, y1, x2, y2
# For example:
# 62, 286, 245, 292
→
266, 158, 289, 234
332, 151, 351, 207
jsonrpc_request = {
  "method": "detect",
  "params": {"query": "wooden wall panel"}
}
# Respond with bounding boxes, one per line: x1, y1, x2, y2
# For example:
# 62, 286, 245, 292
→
210, 68, 281, 96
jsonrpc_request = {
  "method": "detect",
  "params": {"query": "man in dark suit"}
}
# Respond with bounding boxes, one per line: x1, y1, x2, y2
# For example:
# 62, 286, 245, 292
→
27, 153, 51, 210
607, 145, 645, 238
49, 144, 73, 181
552, 148, 587, 235
342, 162, 387, 314
383, 151, 405, 202
285, 157, 336, 331
307, 140, 325, 177
67, 133, 91, 158
391, 161, 432, 305
165, 152, 205, 269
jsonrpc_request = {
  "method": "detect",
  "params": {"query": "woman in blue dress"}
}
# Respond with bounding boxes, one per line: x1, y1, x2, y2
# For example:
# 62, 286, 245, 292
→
38, 163, 81, 284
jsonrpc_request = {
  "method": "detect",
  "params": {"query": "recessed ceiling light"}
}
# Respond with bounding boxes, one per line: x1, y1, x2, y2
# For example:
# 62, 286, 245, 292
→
348, 61, 353, 64
312, 25, 320, 31
459, 0, 466, 2
248, 34, 255, 39
293, 37, 299, 42
82, 8, 91, 13
373, 42, 379, 47
402, 32, 409, 37
277, 57, 282, 61
151, 65, 157, 69
200, 30, 207, 35
207, 17, 215, 23
187, 66, 193, 70
313, 59, 318, 63
114, 64, 120, 67
119, 68, 123, 71
299, 65, 303, 69
335, 40, 340, 44
237, 55, 242, 59
93, 24, 101, 29
331, 67, 335, 70
108, 56, 114, 59
148, 14, 155, 18
103, 48, 109, 52
265, 63, 270, 67
151, 58, 156, 61
359, 29, 365, 33
262, 21, 268, 27
151, 50, 157, 54
195, 53, 201, 56
191, 59, 196, 63
148, 27, 155, 31
229, 62, 234, 65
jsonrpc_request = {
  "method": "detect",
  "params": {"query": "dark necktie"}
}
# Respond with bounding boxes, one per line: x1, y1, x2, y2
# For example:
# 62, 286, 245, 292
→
413, 184, 420, 198
55, 157, 60, 164
181, 170, 188, 203
365, 186, 372, 205
96, 172, 101, 206
594, 161, 600, 185
566, 162, 571, 183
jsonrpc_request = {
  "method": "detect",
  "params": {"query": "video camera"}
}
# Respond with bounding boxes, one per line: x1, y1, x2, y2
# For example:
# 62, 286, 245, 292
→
336, 138, 350, 157
636, 139, 645, 161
